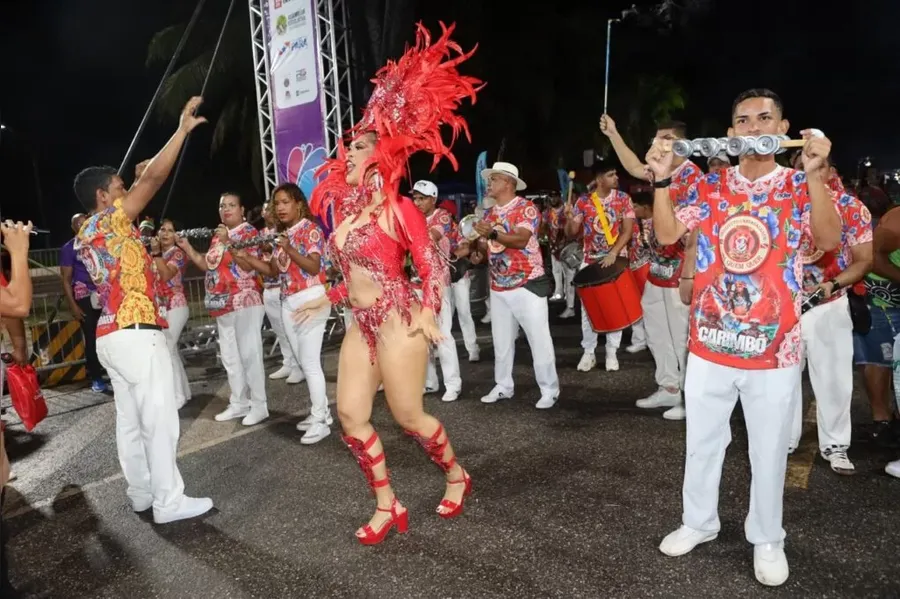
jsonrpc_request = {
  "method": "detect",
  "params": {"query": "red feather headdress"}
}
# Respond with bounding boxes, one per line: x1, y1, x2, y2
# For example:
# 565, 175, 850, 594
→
309, 22, 483, 228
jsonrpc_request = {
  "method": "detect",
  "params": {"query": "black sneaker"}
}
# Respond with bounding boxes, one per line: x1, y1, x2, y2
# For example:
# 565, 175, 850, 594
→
871, 420, 900, 449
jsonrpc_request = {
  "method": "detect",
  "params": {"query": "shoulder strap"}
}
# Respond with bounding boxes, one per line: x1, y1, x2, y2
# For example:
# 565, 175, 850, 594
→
589, 192, 617, 246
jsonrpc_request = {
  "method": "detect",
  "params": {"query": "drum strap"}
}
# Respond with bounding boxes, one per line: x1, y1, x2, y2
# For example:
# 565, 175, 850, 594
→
590, 193, 617, 247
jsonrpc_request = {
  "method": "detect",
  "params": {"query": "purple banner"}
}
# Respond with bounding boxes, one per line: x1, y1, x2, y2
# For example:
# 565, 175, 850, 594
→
263, 0, 328, 202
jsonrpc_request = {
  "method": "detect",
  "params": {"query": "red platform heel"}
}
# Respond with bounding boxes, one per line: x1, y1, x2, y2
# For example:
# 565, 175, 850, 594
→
344, 432, 408, 545
405, 423, 472, 519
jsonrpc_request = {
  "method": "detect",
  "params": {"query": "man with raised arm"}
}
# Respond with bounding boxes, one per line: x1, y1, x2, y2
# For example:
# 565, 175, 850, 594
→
645, 89, 841, 587
73, 97, 214, 525
600, 116, 702, 419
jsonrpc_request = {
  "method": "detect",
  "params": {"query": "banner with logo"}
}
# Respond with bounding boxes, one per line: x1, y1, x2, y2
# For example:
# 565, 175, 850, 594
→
264, 0, 328, 202
475, 151, 487, 208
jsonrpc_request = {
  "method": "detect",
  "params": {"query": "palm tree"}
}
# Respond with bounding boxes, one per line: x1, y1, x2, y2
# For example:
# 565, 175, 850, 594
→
146, 7, 263, 194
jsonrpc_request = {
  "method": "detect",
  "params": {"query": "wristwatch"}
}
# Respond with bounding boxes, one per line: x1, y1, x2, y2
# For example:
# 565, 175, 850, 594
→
653, 177, 672, 188
829, 278, 842, 292
488, 230, 499, 241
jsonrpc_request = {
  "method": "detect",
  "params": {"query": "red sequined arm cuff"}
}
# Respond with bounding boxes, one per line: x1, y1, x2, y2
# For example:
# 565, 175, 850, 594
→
398, 197, 448, 314
326, 282, 349, 306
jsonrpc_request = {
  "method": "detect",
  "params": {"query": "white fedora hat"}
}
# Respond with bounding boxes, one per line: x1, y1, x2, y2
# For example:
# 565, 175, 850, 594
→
481, 161, 527, 191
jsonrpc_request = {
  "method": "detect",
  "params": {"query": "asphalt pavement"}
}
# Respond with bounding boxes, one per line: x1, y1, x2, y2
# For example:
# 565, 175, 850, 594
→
3, 309, 899, 599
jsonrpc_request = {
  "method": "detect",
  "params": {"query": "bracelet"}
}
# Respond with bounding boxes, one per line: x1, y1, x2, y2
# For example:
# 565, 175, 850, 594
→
829, 278, 843, 292
653, 177, 672, 188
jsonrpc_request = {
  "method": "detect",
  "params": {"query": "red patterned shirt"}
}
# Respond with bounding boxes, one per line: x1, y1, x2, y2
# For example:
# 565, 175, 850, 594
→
261, 226, 281, 290
162, 246, 188, 310
676, 166, 815, 370
427, 207, 457, 257
204, 222, 264, 318
630, 218, 653, 270
799, 193, 873, 304
75, 199, 168, 337
274, 219, 326, 299
573, 190, 635, 264
647, 160, 703, 288
483, 196, 545, 291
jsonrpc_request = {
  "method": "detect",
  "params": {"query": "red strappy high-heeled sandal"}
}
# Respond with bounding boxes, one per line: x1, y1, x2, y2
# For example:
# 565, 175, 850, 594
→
405, 423, 473, 519
344, 432, 409, 545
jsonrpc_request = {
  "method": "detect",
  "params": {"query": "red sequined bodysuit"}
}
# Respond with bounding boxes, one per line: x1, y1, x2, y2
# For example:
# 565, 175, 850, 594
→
326, 192, 447, 362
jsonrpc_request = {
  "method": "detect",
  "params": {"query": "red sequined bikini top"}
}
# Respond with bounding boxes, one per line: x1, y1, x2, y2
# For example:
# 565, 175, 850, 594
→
326, 195, 447, 315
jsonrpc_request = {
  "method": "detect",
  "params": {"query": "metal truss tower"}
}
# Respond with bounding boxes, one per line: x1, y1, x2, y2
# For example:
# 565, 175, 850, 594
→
248, 0, 355, 201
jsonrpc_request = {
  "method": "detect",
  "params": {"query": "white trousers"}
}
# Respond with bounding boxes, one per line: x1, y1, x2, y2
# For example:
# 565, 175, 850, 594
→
578, 262, 622, 352
682, 353, 800, 545
551, 255, 576, 309
789, 294, 854, 450
217, 305, 267, 410
642, 283, 690, 391
451, 276, 479, 353
97, 329, 186, 515
631, 319, 647, 347
164, 306, 191, 408
490, 287, 560, 398
282, 286, 330, 421
264, 287, 299, 372
426, 287, 463, 392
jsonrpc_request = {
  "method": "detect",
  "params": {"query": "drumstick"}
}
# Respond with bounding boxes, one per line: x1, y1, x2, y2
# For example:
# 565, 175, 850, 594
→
566, 171, 576, 205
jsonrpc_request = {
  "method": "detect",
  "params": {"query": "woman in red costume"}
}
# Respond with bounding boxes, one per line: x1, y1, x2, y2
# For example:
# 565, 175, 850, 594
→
293, 22, 481, 545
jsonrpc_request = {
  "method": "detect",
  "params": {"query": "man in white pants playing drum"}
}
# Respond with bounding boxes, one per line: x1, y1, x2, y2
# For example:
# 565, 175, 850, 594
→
647, 88, 842, 586
600, 116, 703, 419
564, 160, 635, 372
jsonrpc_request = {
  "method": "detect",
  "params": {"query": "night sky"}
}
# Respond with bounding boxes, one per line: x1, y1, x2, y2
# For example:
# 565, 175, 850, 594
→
2, 0, 898, 247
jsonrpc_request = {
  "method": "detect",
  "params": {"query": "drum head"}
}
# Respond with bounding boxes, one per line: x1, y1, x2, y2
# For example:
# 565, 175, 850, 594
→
573, 256, 628, 288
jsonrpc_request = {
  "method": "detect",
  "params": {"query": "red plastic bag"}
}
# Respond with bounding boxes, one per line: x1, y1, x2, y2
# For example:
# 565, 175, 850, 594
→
5, 361, 48, 432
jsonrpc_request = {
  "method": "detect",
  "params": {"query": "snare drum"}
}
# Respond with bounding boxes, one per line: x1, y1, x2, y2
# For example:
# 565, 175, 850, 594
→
560, 242, 583, 270
573, 257, 643, 333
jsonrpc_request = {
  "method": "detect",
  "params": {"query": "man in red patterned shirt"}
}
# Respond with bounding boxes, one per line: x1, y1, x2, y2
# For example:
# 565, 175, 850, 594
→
411, 180, 464, 402
601, 117, 703, 419
647, 89, 842, 586
461, 162, 560, 409
73, 97, 213, 525
564, 160, 635, 372
542, 191, 576, 317
786, 159, 873, 474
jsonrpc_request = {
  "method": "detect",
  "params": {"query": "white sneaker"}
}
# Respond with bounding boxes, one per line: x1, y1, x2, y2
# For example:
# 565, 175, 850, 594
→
821, 447, 855, 475
241, 408, 269, 427
577, 351, 596, 372
636, 389, 681, 409
662, 405, 686, 421
605, 351, 619, 371
377, 383, 384, 392
481, 312, 491, 324
297, 413, 334, 432
626, 343, 647, 353
659, 525, 718, 557
131, 497, 153, 512
481, 387, 512, 404
154, 496, 214, 524
468, 348, 481, 362
300, 422, 331, 445
885, 459, 900, 478
285, 370, 306, 384
442, 389, 461, 402
535, 395, 557, 409
559, 307, 575, 319
753, 543, 789, 586
269, 366, 292, 380
215, 405, 250, 422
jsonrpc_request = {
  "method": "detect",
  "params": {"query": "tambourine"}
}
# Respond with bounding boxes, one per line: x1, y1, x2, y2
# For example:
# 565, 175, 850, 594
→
459, 214, 480, 241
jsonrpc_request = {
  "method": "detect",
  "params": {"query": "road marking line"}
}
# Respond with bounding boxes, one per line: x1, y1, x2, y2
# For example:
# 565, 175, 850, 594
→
786, 398, 817, 490
4, 404, 318, 520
